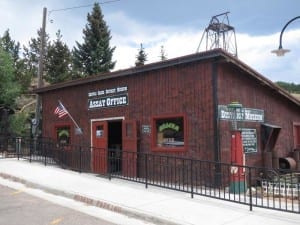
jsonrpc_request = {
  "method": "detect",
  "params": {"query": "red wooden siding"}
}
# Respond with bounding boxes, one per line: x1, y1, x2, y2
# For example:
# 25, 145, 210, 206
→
40, 52, 300, 168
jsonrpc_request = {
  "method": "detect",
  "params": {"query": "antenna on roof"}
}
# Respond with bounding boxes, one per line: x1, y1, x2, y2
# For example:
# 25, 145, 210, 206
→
196, 12, 238, 57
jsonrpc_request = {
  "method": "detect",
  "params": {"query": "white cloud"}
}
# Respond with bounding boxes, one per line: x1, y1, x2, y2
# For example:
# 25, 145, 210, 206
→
111, 30, 202, 70
109, 12, 300, 83
1, 1, 299, 83
237, 30, 300, 82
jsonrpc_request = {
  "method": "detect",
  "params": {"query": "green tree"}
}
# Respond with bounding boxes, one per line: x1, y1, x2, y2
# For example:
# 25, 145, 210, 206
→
45, 30, 72, 84
22, 28, 49, 87
135, 43, 147, 66
72, 3, 116, 78
0, 31, 32, 136
0, 30, 31, 93
0, 29, 20, 63
0, 46, 21, 107
14, 58, 32, 93
9, 112, 30, 136
276, 81, 300, 93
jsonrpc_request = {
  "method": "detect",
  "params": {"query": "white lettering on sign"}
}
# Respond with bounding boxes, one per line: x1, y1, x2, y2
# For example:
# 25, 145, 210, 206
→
218, 105, 264, 122
88, 86, 128, 97
88, 92, 97, 97
117, 86, 128, 92
107, 96, 127, 106
221, 110, 231, 119
242, 129, 257, 153
105, 88, 116, 94
89, 99, 106, 109
88, 94, 128, 110
244, 109, 263, 121
97, 90, 105, 96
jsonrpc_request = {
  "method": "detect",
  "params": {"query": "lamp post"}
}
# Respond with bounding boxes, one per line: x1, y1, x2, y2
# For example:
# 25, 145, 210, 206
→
271, 16, 300, 56
227, 102, 246, 193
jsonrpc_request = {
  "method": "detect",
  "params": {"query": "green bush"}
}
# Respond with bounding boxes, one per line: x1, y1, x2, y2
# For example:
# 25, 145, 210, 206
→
9, 112, 31, 136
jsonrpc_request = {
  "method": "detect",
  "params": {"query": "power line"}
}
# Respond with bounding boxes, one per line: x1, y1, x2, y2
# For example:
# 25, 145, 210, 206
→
49, 0, 120, 14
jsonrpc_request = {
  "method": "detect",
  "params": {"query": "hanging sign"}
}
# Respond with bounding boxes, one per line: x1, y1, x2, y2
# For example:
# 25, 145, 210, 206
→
218, 105, 264, 122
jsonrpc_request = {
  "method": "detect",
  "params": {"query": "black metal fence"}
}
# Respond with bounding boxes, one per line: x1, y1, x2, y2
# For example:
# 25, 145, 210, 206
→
1, 136, 299, 214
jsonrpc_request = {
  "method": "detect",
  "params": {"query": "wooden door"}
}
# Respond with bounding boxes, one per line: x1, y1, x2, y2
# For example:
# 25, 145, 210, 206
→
122, 120, 138, 177
92, 121, 108, 174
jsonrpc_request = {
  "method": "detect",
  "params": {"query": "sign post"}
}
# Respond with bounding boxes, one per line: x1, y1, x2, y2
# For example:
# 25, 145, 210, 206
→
218, 103, 264, 193
227, 102, 246, 193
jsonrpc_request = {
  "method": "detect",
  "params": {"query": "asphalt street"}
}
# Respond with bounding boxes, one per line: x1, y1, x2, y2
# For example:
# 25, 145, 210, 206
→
1, 159, 300, 225
0, 184, 116, 225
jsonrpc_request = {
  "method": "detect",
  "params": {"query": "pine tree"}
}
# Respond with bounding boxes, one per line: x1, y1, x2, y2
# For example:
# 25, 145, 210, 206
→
0, 30, 31, 93
135, 43, 147, 66
0, 29, 20, 64
45, 30, 72, 84
72, 3, 116, 78
0, 46, 21, 107
22, 28, 49, 87
160, 45, 167, 61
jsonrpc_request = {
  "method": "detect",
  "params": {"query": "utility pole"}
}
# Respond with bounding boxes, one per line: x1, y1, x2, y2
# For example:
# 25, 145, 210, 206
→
33, 7, 47, 137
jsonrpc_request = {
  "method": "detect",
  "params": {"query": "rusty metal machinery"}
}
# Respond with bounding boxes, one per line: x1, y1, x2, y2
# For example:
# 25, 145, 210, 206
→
197, 12, 238, 57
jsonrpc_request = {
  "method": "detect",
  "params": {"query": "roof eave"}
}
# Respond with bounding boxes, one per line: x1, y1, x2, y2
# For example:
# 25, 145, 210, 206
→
223, 53, 300, 107
34, 49, 225, 94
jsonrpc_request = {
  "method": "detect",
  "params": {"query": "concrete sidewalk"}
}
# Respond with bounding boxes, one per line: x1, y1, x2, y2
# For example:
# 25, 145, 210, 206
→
0, 158, 299, 225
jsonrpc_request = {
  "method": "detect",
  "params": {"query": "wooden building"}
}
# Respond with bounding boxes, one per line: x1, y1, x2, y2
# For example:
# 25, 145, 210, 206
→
35, 49, 300, 173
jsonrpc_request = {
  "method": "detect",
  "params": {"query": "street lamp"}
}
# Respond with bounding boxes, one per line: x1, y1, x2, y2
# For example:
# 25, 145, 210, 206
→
271, 16, 300, 56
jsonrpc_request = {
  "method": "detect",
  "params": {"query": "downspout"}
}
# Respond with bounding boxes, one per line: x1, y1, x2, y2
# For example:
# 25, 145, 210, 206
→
212, 59, 221, 187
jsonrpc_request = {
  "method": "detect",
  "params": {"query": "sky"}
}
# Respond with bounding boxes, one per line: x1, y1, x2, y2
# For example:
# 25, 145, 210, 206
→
0, 0, 300, 83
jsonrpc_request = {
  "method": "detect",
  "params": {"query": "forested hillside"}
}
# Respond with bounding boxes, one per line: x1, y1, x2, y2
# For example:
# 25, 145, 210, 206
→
276, 81, 300, 94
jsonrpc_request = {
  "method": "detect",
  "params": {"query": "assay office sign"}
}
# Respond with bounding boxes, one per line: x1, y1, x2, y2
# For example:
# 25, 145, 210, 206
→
218, 105, 264, 122
89, 94, 128, 109
88, 86, 128, 109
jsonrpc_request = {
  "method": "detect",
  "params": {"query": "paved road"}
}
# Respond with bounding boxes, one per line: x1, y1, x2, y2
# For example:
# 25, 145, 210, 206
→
0, 184, 116, 225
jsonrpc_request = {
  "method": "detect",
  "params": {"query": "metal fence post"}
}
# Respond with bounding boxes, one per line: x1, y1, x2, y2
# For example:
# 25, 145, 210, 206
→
191, 159, 194, 198
17, 139, 20, 160
16, 137, 20, 160
29, 139, 32, 163
145, 153, 148, 189
298, 183, 300, 213
44, 143, 47, 166
107, 149, 111, 180
79, 146, 82, 173
248, 167, 253, 211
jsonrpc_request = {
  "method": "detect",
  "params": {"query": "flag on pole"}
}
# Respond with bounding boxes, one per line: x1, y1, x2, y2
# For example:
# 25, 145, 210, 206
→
53, 100, 83, 134
54, 101, 68, 118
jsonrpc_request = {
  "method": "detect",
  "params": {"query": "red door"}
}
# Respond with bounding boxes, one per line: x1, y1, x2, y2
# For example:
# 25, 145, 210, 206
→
92, 121, 108, 174
122, 120, 138, 177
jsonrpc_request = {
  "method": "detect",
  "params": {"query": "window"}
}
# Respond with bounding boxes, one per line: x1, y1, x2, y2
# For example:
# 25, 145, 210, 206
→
152, 115, 186, 152
56, 126, 71, 145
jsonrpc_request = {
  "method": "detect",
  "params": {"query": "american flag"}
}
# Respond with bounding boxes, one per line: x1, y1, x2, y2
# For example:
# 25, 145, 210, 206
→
54, 101, 68, 118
